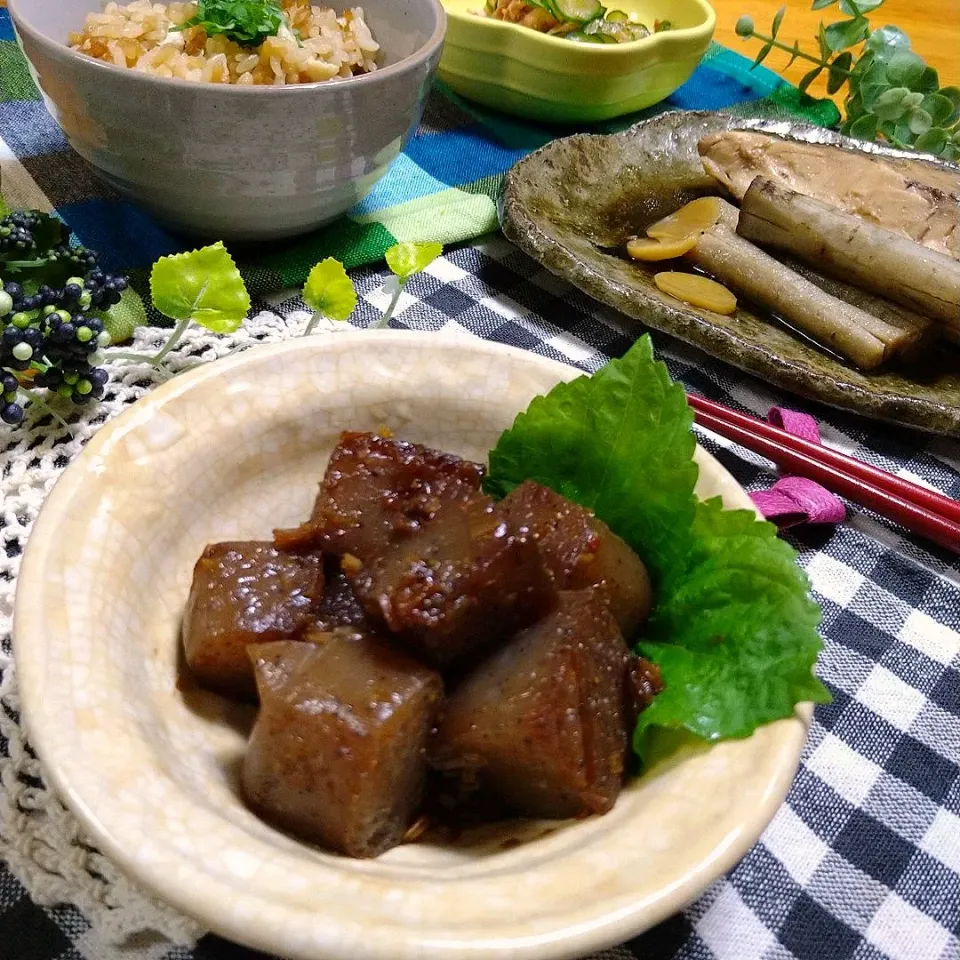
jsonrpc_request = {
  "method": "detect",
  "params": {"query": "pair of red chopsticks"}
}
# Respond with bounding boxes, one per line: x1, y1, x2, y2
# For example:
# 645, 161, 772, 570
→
688, 394, 960, 553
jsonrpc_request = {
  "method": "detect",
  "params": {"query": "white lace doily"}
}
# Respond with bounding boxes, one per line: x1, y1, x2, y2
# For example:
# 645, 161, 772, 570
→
0, 310, 317, 952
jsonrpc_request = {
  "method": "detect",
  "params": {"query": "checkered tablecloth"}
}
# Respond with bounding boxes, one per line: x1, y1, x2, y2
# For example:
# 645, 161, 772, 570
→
3, 236, 959, 960
2, 5, 960, 959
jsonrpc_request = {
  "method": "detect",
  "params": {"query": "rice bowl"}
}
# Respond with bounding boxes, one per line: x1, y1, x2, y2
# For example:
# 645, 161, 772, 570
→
68, 0, 379, 85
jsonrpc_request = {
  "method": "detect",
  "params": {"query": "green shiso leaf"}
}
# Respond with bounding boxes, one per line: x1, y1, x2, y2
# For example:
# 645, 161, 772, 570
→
485, 336, 829, 764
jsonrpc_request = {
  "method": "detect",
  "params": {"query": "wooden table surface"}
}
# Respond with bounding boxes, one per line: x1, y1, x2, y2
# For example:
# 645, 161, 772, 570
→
712, 0, 960, 98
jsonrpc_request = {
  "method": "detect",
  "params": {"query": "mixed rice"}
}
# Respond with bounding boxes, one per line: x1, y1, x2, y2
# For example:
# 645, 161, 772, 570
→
68, 1, 379, 85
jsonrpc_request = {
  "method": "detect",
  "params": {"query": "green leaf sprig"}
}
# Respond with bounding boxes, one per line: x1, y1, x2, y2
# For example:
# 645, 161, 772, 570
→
174, 0, 286, 47
736, 0, 960, 161
301, 258, 357, 335
373, 242, 443, 329
107, 242, 251, 369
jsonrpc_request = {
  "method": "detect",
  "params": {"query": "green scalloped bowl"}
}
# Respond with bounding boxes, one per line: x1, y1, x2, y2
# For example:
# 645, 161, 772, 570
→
437, 0, 715, 122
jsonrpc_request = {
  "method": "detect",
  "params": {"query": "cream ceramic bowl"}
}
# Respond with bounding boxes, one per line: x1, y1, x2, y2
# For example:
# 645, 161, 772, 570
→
14, 333, 809, 960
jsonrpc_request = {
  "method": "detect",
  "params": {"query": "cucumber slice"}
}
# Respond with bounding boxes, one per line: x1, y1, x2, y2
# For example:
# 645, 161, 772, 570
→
553, 0, 604, 24
605, 9, 628, 22
583, 17, 603, 34
565, 30, 605, 42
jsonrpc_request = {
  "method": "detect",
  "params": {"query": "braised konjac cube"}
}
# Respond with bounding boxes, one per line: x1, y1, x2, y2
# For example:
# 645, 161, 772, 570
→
430, 589, 629, 820
499, 480, 653, 637
242, 632, 443, 858
274, 431, 486, 554
314, 569, 372, 633
182, 542, 324, 699
349, 498, 556, 666
300, 432, 554, 666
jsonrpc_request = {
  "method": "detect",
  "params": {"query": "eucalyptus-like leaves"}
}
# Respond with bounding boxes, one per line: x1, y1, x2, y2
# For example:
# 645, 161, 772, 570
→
736, 0, 960, 161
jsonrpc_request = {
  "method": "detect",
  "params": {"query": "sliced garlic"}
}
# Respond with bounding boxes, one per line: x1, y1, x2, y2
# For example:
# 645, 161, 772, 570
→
625, 235, 698, 261
654, 272, 737, 315
647, 196, 722, 242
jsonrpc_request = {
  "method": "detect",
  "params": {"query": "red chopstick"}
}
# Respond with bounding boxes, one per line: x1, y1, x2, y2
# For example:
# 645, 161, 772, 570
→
687, 394, 960, 552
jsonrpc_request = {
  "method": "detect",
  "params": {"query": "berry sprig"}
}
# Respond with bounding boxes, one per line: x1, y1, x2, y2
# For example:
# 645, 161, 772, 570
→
0, 209, 128, 426
1, 200, 447, 429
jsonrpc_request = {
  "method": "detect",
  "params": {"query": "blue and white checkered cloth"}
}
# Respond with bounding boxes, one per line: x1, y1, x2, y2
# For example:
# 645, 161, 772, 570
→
2, 234, 959, 960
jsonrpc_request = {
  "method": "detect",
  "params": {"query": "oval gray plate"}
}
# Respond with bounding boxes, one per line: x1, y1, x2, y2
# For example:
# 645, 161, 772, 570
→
498, 110, 960, 437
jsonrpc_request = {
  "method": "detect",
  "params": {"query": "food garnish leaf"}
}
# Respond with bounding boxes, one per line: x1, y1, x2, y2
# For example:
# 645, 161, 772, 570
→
303, 258, 357, 322
635, 498, 829, 751
485, 336, 829, 762
149, 241, 250, 334
0, 193, 9, 218
385, 242, 443, 283
102, 286, 148, 345
486, 335, 697, 578
175, 0, 285, 47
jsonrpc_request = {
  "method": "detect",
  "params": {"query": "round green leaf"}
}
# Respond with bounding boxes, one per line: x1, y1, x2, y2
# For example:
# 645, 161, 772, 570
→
844, 93, 866, 121
871, 86, 910, 120
921, 93, 954, 126
302, 257, 357, 322
941, 86, 960, 109
860, 82, 888, 109
384, 242, 444, 282
886, 49, 925, 89
907, 107, 932, 135
847, 113, 879, 141
857, 60, 888, 89
917, 67, 940, 94
864, 24, 909, 61
811, 0, 838, 9
824, 17, 869, 52
893, 120, 913, 144
914, 128, 949, 155
902, 91, 924, 108
149, 241, 250, 334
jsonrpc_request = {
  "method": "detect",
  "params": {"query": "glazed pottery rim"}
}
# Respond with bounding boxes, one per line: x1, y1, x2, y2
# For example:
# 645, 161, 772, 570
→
498, 109, 960, 438
14, 332, 810, 959
442, 0, 715, 56
8, 0, 447, 93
